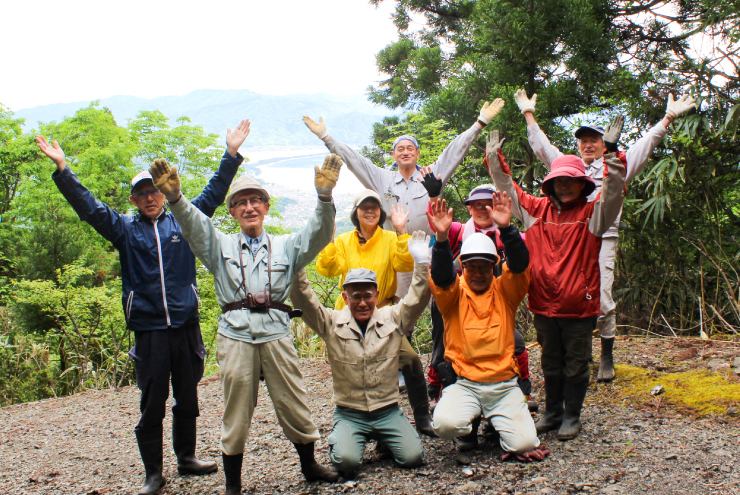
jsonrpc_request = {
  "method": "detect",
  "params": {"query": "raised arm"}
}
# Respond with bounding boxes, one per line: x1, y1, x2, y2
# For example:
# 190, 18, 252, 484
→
149, 159, 224, 271
395, 232, 433, 335
190, 119, 250, 216
589, 152, 627, 237
315, 241, 348, 279
288, 268, 334, 339
514, 89, 563, 169
430, 100, 503, 184
427, 200, 457, 290
285, 154, 341, 271
624, 94, 695, 183
303, 115, 387, 193
485, 131, 538, 230
40, 136, 127, 247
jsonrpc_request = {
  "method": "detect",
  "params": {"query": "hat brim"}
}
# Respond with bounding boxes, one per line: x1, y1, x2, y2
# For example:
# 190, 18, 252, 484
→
351, 197, 386, 228
574, 126, 605, 139
131, 177, 154, 193
464, 192, 495, 205
227, 187, 271, 208
460, 253, 500, 265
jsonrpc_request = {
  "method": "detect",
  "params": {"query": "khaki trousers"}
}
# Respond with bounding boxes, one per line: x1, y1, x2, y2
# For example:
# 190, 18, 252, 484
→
217, 334, 320, 455
597, 237, 618, 339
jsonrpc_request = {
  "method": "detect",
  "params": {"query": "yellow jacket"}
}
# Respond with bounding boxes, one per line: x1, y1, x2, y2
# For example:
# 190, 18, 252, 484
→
316, 227, 414, 309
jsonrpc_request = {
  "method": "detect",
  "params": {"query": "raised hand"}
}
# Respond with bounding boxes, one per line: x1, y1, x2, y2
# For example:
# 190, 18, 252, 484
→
419, 166, 443, 198
426, 198, 453, 241
514, 89, 537, 114
36, 135, 67, 171
391, 204, 409, 234
148, 158, 182, 202
603, 114, 624, 152
487, 191, 512, 228
478, 98, 505, 125
485, 130, 506, 157
407, 231, 432, 264
314, 154, 342, 199
303, 115, 328, 139
665, 93, 697, 119
226, 119, 251, 157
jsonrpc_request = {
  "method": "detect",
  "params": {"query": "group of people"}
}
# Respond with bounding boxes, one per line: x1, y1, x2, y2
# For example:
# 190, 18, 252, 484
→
35, 89, 696, 495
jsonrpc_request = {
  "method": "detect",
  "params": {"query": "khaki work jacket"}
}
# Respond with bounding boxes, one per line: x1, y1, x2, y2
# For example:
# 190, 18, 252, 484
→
289, 263, 431, 411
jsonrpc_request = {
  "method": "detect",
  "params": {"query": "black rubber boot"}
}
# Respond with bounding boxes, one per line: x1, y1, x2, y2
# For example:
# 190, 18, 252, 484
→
535, 376, 564, 435
402, 365, 437, 438
557, 379, 589, 441
293, 442, 339, 482
222, 453, 243, 495
173, 416, 218, 475
135, 427, 166, 495
456, 416, 481, 452
596, 337, 615, 383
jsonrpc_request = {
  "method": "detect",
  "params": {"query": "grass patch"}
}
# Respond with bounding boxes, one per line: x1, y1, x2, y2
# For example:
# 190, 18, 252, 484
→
614, 364, 740, 417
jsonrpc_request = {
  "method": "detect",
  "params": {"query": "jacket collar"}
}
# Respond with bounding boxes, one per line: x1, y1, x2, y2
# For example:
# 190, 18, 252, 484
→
136, 206, 168, 223
393, 168, 423, 185
548, 196, 588, 211
336, 306, 383, 337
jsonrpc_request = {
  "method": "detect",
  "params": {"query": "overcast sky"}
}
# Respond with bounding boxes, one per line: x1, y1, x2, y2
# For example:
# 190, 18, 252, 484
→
2, 0, 400, 111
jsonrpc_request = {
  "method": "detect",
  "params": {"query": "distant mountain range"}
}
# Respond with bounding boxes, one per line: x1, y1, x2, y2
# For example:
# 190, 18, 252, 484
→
15, 89, 399, 147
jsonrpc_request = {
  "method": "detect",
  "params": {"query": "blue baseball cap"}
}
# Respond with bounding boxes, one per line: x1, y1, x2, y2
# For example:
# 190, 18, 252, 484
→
574, 125, 605, 139
392, 135, 420, 150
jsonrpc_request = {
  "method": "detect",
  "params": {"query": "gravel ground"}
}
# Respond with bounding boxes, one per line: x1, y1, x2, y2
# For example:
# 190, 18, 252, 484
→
1, 337, 740, 495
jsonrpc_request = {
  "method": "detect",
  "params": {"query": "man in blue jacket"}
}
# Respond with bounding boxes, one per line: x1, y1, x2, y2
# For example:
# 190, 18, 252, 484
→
36, 119, 251, 495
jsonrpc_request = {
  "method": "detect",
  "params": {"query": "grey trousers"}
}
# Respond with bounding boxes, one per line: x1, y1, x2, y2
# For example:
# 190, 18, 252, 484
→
534, 314, 597, 383
597, 237, 618, 339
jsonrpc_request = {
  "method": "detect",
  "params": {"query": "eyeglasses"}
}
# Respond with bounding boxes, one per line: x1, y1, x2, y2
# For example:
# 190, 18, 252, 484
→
132, 189, 163, 200
232, 197, 266, 210
347, 292, 376, 303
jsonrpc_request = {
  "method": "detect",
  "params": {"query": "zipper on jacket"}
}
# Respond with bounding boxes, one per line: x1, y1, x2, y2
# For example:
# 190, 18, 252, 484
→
125, 291, 134, 321
191, 284, 202, 308
153, 219, 171, 326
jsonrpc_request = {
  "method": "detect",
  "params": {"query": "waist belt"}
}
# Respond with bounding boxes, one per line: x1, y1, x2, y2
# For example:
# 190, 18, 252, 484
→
221, 298, 303, 319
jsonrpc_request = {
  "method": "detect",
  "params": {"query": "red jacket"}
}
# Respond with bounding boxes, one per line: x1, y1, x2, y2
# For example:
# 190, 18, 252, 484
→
487, 150, 627, 318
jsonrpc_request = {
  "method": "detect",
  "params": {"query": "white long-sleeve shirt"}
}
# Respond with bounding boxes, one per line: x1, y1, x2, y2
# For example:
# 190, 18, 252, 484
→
527, 122, 667, 237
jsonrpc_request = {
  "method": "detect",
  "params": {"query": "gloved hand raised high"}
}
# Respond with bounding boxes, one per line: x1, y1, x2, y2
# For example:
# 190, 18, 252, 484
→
514, 89, 537, 115
665, 93, 697, 119
149, 159, 181, 202
407, 231, 432, 265
419, 166, 443, 198
314, 154, 342, 199
303, 116, 328, 139
478, 98, 505, 125
603, 114, 624, 152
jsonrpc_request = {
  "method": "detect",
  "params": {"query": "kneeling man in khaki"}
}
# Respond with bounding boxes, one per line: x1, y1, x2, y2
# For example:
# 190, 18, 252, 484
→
149, 155, 343, 494
289, 231, 432, 476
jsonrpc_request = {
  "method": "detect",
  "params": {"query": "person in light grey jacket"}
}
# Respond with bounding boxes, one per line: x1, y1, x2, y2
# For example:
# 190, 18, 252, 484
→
514, 89, 696, 382
149, 155, 343, 494
302, 99, 504, 437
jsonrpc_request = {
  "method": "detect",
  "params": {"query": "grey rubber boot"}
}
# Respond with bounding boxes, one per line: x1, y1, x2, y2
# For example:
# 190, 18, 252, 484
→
172, 417, 218, 475
535, 376, 564, 435
293, 442, 339, 482
135, 427, 166, 495
557, 380, 589, 441
222, 453, 243, 495
596, 337, 615, 382
402, 365, 437, 437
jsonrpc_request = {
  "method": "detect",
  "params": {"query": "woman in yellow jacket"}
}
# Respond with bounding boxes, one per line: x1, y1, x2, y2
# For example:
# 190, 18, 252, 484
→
317, 189, 414, 309
315, 189, 436, 437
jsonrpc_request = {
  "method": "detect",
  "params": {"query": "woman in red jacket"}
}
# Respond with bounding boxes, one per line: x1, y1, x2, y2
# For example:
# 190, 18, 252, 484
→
486, 131, 626, 441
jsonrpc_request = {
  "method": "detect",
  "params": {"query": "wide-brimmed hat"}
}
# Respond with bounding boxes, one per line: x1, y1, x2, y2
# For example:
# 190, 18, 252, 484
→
226, 176, 271, 208
541, 155, 596, 198
574, 124, 605, 139
351, 189, 387, 228
464, 184, 496, 205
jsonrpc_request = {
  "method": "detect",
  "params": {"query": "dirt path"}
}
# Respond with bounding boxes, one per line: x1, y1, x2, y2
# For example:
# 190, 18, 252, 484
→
1, 338, 740, 495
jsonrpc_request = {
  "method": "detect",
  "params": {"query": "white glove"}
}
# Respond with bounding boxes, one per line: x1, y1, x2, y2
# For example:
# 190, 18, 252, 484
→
302, 116, 328, 139
407, 230, 432, 265
478, 99, 505, 125
665, 93, 696, 119
514, 89, 537, 114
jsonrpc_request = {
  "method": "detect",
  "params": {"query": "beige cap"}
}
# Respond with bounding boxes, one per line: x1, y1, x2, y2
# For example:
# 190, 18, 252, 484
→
351, 189, 386, 228
226, 176, 271, 208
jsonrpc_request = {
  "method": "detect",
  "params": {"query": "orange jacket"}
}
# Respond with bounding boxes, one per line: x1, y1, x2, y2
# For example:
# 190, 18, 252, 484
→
430, 263, 530, 383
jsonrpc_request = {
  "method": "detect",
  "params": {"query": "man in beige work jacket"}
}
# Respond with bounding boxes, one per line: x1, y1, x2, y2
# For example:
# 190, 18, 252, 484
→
149, 155, 343, 494
289, 231, 432, 477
